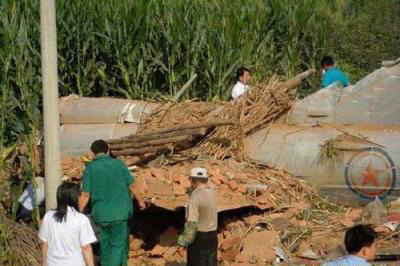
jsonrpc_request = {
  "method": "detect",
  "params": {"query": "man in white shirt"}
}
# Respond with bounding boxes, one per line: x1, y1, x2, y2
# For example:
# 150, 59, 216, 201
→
231, 67, 252, 99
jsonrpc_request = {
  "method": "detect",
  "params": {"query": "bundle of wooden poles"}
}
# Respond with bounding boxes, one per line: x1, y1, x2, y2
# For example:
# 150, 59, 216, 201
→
108, 120, 234, 165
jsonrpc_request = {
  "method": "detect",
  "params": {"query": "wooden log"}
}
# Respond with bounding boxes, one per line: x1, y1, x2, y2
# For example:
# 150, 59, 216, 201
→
111, 144, 174, 156
121, 156, 141, 166
120, 153, 155, 166
117, 120, 233, 140
108, 128, 207, 145
280, 69, 316, 89
109, 135, 193, 150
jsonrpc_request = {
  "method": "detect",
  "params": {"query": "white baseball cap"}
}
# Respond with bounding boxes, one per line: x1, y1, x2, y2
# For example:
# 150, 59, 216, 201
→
190, 167, 208, 179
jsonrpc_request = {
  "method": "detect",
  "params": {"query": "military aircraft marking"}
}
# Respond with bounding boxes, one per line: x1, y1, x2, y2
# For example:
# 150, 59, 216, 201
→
344, 147, 397, 200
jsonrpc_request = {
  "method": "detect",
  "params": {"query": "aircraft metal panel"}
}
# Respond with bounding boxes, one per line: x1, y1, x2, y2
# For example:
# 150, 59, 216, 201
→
245, 124, 400, 206
60, 123, 139, 158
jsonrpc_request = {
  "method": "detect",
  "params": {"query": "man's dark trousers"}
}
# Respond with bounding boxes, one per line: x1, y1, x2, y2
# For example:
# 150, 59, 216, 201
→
187, 231, 218, 266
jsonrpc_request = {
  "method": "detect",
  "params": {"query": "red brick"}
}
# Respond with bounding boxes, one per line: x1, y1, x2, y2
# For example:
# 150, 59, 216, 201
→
237, 185, 247, 194
129, 238, 143, 251
221, 248, 240, 262
179, 175, 191, 189
173, 183, 186, 195
164, 247, 177, 258
172, 174, 181, 183
151, 168, 166, 181
220, 236, 241, 251
149, 245, 166, 256
228, 180, 238, 190
212, 177, 221, 185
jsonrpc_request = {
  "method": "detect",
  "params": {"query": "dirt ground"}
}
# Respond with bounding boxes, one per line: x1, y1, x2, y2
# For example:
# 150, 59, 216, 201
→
59, 157, 400, 266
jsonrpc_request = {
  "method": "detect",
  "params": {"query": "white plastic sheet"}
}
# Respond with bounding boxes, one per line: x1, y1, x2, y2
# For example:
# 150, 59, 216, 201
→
60, 95, 159, 124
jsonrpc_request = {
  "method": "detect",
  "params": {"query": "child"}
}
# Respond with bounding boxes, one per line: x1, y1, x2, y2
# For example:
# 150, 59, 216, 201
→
39, 182, 97, 266
323, 224, 377, 266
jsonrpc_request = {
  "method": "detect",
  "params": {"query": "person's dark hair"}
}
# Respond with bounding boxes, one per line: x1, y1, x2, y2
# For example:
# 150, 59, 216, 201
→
90, 139, 108, 155
345, 224, 377, 254
54, 182, 80, 223
235, 67, 250, 81
321, 56, 334, 67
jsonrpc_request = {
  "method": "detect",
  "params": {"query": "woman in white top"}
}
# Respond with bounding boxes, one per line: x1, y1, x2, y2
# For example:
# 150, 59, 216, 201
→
231, 67, 252, 99
39, 182, 97, 266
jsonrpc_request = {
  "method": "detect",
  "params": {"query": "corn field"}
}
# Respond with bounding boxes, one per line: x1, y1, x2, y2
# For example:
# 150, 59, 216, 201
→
0, 0, 399, 146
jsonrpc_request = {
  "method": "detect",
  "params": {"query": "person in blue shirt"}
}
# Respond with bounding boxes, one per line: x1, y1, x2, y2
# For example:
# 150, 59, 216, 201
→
321, 56, 350, 88
323, 224, 377, 266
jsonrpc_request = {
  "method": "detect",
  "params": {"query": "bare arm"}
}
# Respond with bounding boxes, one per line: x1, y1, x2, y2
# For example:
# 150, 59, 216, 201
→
81, 244, 95, 266
130, 184, 146, 210
40, 241, 48, 266
79, 192, 90, 212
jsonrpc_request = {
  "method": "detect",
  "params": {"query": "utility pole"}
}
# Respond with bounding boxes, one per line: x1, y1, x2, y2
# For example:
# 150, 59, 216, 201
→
40, 0, 62, 210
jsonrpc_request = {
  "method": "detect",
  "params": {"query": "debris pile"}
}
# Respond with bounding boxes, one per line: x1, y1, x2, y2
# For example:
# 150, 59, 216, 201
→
133, 158, 317, 211
124, 158, 316, 265
113, 159, 400, 265
62, 157, 85, 180
138, 101, 222, 132
108, 70, 315, 164
0, 210, 41, 266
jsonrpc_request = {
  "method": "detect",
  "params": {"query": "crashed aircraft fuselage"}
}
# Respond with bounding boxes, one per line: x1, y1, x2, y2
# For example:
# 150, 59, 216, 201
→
245, 61, 400, 206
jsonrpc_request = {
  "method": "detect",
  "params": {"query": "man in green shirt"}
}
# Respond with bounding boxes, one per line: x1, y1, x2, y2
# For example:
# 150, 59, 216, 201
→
79, 139, 145, 266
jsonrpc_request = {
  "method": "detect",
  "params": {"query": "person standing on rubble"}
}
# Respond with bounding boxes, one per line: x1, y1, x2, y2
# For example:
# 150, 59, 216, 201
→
321, 55, 350, 88
79, 139, 146, 266
231, 66, 252, 99
177, 167, 218, 266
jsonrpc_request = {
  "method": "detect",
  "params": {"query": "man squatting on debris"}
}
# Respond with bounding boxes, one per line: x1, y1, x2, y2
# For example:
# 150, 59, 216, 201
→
177, 167, 218, 266
17, 176, 45, 222
231, 66, 252, 99
79, 140, 146, 266
323, 224, 377, 266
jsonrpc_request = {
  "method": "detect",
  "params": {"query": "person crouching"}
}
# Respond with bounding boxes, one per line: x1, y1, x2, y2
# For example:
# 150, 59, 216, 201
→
177, 167, 218, 266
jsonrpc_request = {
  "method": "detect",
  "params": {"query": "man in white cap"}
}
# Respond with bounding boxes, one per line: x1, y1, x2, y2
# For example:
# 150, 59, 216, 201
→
177, 167, 218, 266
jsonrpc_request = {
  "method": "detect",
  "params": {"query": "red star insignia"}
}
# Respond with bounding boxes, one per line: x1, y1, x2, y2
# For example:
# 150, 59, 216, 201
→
361, 162, 380, 187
